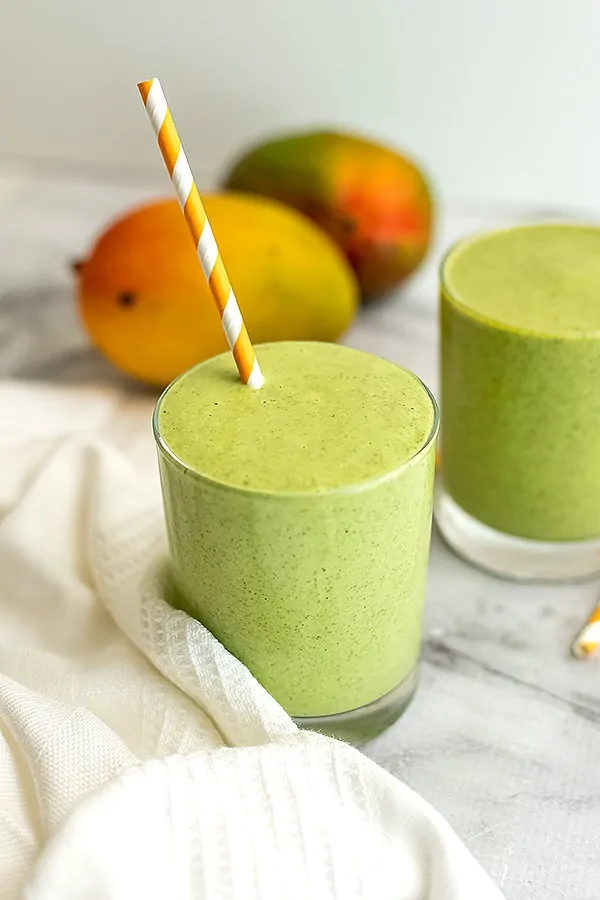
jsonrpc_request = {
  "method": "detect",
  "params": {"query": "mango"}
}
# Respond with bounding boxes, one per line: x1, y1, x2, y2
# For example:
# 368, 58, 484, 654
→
77, 194, 358, 386
224, 131, 433, 301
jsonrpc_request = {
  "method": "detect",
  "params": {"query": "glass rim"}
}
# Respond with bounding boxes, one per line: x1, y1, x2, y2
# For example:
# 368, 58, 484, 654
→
152, 346, 440, 500
440, 222, 600, 341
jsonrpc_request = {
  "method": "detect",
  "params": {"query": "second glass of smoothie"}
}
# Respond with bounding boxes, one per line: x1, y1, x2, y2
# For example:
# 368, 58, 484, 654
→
155, 341, 438, 742
437, 224, 600, 580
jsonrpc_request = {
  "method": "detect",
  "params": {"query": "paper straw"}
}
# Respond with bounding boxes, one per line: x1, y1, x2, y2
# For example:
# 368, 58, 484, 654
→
137, 77, 263, 389
572, 603, 600, 659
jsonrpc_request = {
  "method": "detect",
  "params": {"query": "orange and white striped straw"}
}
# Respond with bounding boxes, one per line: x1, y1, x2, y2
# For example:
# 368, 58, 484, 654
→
572, 603, 600, 659
137, 77, 263, 389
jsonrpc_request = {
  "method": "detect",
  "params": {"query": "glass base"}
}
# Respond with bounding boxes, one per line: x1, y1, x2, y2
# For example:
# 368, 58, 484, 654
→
435, 483, 600, 582
293, 664, 419, 745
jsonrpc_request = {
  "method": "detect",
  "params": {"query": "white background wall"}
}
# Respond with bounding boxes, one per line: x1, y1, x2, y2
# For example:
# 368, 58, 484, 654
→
1, 0, 599, 209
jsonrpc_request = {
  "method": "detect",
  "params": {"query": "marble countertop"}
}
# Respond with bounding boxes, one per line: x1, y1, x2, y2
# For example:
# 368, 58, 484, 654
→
1, 161, 598, 900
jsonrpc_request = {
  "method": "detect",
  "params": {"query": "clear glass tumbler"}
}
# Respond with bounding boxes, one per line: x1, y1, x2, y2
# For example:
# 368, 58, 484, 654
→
154, 341, 438, 742
436, 224, 600, 581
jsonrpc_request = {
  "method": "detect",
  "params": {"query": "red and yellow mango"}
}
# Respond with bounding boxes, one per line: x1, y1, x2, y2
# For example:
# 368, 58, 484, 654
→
224, 131, 433, 301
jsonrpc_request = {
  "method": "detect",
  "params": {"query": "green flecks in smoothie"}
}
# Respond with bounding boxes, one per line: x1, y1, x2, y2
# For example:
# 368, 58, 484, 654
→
156, 341, 438, 717
158, 342, 435, 492
444, 224, 600, 336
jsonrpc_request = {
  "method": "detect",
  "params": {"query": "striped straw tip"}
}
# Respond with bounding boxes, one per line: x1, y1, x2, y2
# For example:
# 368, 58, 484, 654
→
571, 611, 600, 660
137, 78, 156, 102
572, 641, 595, 660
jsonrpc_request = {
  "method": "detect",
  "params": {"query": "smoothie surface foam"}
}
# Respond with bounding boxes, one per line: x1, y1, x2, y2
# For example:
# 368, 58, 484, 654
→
157, 341, 435, 493
443, 224, 600, 336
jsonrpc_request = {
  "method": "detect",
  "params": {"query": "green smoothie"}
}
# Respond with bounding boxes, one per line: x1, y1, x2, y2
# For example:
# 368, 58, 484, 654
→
155, 342, 437, 718
441, 224, 600, 542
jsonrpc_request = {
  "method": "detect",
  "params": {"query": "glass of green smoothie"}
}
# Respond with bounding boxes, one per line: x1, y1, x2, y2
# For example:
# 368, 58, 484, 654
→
437, 224, 600, 581
154, 341, 438, 742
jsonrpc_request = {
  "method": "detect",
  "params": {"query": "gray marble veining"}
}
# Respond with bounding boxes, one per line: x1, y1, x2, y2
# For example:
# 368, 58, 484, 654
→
0, 160, 598, 900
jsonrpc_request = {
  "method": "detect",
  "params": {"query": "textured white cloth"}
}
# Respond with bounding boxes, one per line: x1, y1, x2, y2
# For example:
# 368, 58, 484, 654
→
0, 381, 505, 900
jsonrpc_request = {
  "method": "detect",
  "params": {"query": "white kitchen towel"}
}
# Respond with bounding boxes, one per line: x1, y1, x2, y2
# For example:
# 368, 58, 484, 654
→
0, 380, 505, 900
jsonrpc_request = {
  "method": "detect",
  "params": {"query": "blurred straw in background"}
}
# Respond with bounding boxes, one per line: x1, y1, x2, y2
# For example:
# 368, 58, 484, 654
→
572, 603, 600, 659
